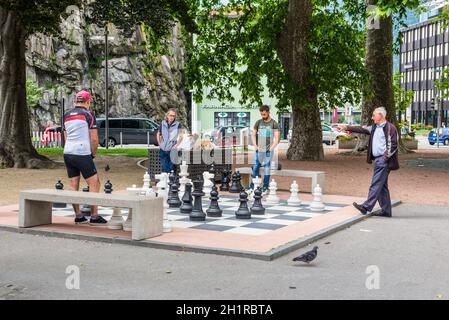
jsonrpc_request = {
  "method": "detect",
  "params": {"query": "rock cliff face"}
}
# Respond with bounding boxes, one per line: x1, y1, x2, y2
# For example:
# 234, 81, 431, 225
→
26, 5, 189, 131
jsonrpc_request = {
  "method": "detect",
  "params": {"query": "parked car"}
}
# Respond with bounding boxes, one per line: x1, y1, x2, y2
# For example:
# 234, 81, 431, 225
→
428, 128, 449, 145
42, 125, 63, 145
287, 124, 350, 145
97, 117, 159, 147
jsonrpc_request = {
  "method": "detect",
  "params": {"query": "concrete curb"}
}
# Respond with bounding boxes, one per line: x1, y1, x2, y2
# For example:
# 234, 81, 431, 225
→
0, 200, 402, 261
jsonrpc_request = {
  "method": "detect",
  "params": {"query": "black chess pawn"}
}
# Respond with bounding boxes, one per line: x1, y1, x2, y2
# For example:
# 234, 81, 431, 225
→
236, 171, 243, 191
206, 185, 222, 217
190, 179, 206, 221
250, 186, 265, 215
220, 169, 230, 192
53, 180, 66, 208
81, 186, 91, 216
180, 183, 193, 214
167, 176, 182, 208
104, 180, 113, 193
235, 189, 251, 219
229, 171, 240, 193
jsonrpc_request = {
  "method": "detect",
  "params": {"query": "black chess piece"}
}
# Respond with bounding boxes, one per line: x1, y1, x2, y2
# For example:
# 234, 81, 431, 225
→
190, 179, 206, 221
236, 171, 243, 191
235, 189, 251, 219
104, 180, 113, 193
180, 183, 193, 214
220, 169, 230, 192
229, 171, 240, 193
250, 186, 265, 215
206, 185, 222, 217
167, 175, 182, 208
81, 186, 91, 216
53, 180, 66, 208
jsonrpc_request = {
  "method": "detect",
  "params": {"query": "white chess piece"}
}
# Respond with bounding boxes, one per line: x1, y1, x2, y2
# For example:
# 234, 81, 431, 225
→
248, 176, 261, 200
142, 171, 151, 189
124, 184, 140, 231
179, 161, 190, 193
265, 179, 280, 204
107, 207, 124, 230
309, 184, 325, 212
287, 180, 301, 206
155, 173, 171, 232
203, 171, 213, 196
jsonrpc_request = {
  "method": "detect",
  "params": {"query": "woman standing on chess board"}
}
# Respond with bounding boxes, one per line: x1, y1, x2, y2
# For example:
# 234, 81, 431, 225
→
157, 108, 184, 173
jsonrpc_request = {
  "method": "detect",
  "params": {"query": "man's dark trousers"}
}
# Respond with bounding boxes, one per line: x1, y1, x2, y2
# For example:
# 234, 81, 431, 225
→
362, 157, 392, 216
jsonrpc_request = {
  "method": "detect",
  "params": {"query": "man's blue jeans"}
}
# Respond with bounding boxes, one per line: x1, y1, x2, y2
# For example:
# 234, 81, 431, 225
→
160, 149, 174, 173
249, 150, 272, 190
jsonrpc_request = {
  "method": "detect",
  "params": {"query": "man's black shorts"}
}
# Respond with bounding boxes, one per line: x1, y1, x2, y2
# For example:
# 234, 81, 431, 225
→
63, 154, 97, 179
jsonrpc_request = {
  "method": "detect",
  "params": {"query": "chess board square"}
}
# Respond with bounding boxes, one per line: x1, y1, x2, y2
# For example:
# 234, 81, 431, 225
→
273, 214, 310, 221
207, 219, 254, 227
191, 224, 234, 232
324, 203, 347, 208
171, 221, 204, 228
324, 205, 345, 211
224, 227, 271, 235
167, 214, 189, 221
254, 218, 299, 226
239, 222, 285, 230
266, 205, 303, 212
225, 215, 268, 221
282, 212, 321, 218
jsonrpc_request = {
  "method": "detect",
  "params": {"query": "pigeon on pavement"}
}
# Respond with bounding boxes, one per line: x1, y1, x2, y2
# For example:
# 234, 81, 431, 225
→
292, 246, 318, 263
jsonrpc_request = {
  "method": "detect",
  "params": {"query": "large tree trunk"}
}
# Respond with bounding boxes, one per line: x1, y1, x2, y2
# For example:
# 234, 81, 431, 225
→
354, 0, 409, 154
277, 0, 324, 161
0, 9, 53, 168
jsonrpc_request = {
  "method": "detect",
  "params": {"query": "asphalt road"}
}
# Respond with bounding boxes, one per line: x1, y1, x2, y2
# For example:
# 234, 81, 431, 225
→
1, 203, 448, 300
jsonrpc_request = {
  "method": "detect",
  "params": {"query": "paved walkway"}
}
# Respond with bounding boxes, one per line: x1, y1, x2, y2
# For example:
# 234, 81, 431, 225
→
1, 203, 448, 299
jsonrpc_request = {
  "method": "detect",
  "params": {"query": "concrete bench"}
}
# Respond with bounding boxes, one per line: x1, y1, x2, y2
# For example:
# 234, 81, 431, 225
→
19, 189, 164, 241
237, 167, 325, 194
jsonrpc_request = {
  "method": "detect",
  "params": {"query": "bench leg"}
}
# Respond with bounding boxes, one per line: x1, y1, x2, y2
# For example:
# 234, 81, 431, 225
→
19, 199, 52, 228
131, 197, 164, 240
311, 174, 326, 194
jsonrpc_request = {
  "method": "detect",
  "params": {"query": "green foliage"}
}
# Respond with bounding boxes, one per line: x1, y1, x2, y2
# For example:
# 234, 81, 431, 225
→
26, 79, 44, 108
186, 0, 367, 113
0, 0, 82, 37
393, 72, 414, 114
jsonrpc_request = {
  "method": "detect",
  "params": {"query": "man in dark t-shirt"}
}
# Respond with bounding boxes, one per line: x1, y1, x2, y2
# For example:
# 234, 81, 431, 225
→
249, 105, 280, 193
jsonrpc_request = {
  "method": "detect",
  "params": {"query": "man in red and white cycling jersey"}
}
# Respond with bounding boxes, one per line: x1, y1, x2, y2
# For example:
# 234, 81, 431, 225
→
63, 90, 106, 225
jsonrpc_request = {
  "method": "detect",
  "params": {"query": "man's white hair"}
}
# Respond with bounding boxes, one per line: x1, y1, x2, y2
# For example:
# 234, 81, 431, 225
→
374, 107, 387, 118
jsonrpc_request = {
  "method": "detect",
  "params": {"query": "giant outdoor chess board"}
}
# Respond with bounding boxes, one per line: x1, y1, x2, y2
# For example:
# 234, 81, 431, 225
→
52, 196, 347, 236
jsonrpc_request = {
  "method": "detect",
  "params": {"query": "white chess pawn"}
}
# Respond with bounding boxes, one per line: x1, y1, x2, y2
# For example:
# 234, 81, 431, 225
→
309, 184, 325, 212
142, 171, 151, 189
265, 179, 280, 204
107, 207, 124, 230
203, 171, 213, 196
180, 161, 189, 177
287, 180, 301, 206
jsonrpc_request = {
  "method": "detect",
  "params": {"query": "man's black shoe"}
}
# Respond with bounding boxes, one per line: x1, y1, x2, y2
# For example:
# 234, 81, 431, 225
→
373, 211, 392, 218
353, 202, 367, 215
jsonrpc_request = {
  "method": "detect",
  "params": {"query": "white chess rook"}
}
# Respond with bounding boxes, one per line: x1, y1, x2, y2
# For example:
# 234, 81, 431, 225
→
287, 180, 301, 206
309, 184, 325, 212
265, 179, 280, 204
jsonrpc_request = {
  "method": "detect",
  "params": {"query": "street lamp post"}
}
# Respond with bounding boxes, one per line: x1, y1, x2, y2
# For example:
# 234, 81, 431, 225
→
104, 23, 109, 149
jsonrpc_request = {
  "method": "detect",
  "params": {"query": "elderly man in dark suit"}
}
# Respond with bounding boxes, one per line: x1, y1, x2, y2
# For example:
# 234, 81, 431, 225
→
339, 107, 399, 217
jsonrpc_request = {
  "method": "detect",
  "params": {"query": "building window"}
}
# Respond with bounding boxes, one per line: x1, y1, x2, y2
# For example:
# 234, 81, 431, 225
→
214, 112, 250, 128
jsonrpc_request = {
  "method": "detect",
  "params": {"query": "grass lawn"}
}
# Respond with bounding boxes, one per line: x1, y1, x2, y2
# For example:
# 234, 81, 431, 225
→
37, 148, 148, 158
